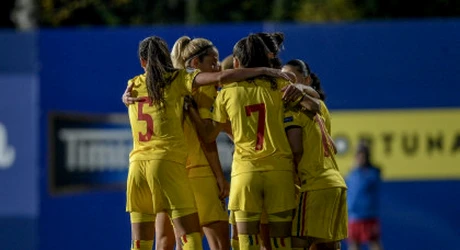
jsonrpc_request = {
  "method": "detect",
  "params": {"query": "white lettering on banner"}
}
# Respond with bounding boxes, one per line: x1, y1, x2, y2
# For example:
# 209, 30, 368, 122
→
58, 129, 132, 172
0, 123, 15, 169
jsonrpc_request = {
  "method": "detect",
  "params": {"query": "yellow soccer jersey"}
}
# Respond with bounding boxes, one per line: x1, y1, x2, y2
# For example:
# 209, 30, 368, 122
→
127, 69, 200, 164
184, 85, 218, 168
284, 102, 346, 192
212, 78, 294, 175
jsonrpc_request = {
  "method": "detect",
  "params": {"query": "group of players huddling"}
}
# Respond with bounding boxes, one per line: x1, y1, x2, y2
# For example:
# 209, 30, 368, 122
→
121, 32, 347, 250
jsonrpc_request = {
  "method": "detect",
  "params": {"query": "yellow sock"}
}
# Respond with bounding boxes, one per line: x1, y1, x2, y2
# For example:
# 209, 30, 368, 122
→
238, 234, 260, 250
270, 237, 292, 249
231, 239, 240, 250
179, 232, 203, 250
131, 240, 153, 250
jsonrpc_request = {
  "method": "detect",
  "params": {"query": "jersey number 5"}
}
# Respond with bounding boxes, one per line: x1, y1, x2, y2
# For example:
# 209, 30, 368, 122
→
245, 103, 266, 151
314, 114, 335, 157
138, 97, 154, 141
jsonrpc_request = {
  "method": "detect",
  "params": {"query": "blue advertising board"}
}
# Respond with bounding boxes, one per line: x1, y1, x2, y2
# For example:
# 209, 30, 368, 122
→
0, 18, 443, 250
0, 74, 39, 250
48, 113, 131, 194
0, 29, 39, 250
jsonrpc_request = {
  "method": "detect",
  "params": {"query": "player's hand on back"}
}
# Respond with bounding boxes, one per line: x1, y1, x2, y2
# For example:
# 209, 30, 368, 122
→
122, 83, 143, 106
183, 95, 198, 112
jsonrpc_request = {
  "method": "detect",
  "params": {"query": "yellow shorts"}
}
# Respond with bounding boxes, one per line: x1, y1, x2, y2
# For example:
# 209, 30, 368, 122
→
188, 167, 228, 225
229, 171, 296, 215
126, 160, 197, 221
229, 209, 268, 225
292, 188, 348, 242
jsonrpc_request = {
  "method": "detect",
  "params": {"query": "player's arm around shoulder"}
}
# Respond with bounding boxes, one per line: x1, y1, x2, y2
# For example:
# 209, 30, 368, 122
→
281, 83, 321, 113
122, 76, 144, 106
192, 67, 293, 88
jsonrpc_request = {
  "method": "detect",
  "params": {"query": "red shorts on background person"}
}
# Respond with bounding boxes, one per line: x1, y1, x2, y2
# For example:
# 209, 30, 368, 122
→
348, 218, 381, 244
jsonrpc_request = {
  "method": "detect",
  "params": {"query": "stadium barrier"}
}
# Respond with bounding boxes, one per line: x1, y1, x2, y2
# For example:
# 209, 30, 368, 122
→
0, 19, 459, 250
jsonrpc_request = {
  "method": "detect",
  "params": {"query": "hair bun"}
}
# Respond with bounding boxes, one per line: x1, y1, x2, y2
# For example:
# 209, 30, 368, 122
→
271, 32, 285, 46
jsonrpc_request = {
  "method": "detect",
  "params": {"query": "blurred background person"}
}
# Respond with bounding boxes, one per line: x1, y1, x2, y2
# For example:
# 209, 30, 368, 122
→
346, 141, 383, 250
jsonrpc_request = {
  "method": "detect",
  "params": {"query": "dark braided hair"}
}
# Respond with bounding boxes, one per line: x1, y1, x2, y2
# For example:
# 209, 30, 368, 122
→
233, 34, 278, 90
255, 32, 284, 69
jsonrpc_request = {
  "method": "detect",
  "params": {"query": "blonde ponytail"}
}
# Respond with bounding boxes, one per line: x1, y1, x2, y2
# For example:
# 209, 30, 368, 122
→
171, 36, 192, 69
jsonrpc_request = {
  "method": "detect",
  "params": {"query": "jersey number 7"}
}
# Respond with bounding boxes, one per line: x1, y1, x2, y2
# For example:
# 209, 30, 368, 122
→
138, 97, 154, 141
245, 103, 266, 151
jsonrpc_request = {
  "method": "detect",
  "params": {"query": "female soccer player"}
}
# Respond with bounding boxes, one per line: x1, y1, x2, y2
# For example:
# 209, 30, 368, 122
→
171, 36, 230, 250
186, 34, 319, 250
282, 59, 347, 250
222, 33, 279, 250
125, 35, 293, 250
282, 59, 331, 133
212, 34, 319, 250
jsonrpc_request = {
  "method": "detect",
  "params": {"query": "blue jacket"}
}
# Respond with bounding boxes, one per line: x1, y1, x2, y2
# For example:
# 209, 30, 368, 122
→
346, 165, 381, 220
